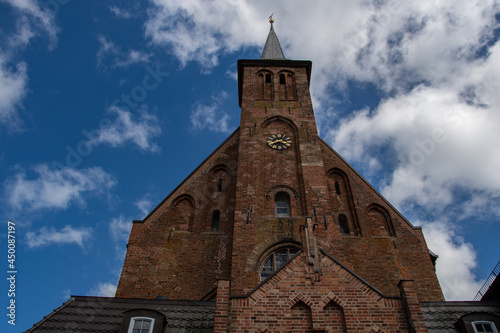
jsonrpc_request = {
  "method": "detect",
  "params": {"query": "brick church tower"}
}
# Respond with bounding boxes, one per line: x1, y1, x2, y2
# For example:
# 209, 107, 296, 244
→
114, 19, 444, 332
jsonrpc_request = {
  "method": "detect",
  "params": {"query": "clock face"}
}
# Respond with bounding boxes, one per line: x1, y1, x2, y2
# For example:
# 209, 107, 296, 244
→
266, 134, 292, 150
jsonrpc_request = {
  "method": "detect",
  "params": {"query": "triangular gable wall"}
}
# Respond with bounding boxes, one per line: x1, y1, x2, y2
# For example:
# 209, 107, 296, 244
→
318, 138, 443, 301
116, 129, 240, 300
228, 249, 408, 332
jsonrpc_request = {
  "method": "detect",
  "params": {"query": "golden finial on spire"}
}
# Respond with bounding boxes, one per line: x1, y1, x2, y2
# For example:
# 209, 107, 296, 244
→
268, 13, 274, 24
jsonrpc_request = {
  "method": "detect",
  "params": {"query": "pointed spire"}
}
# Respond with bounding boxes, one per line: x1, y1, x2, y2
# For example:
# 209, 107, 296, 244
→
260, 15, 286, 60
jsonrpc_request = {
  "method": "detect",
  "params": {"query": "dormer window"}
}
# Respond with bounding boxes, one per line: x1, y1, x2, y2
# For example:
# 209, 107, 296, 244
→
120, 309, 165, 333
472, 322, 498, 333
128, 317, 154, 333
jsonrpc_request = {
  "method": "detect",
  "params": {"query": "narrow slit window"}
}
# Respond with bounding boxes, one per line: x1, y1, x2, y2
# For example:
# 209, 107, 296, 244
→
211, 210, 220, 231
335, 181, 341, 195
217, 178, 223, 192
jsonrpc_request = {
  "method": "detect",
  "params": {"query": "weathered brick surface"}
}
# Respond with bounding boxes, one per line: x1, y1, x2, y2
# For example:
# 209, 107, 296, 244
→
115, 132, 239, 300
227, 252, 415, 332
116, 57, 443, 311
319, 140, 443, 301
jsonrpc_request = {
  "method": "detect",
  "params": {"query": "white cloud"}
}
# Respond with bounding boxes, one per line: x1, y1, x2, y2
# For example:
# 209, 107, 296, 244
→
421, 220, 484, 300
108, 5, 133, 19
85, 106, 162, 153
88, 282, 117, 297
25, 225, 93, 249
109, 215, 132, 243
141, 0, 500, 300
97, 35, 152, 69
190, 92, 232, 133
0, 54, 28, 129
145, 0, 268, 68
0, 0, 60, 129
3, 0, 59, 48
135, 194, 154, 216
4, 164, 116, 211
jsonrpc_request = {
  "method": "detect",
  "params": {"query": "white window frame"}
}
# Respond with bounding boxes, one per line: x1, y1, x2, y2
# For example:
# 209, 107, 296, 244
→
472, 321, 498, 333
128, 317, 155, 333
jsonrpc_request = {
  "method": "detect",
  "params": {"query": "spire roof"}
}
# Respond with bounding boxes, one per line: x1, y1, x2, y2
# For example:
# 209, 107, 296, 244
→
260, 18, 286, 60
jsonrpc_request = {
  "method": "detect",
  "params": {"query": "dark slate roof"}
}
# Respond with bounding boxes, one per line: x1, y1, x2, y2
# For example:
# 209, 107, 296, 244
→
421, 301, 500, 332
25, 296, 215, 333
261, 23, 285, 59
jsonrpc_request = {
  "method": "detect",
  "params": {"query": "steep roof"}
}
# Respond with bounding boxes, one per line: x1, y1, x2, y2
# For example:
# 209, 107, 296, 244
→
260, 22, 285, 59
25, 296, 215, 333
420, 301, 500, 332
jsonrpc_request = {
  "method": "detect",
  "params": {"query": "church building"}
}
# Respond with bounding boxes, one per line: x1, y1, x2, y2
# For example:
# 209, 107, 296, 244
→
26, 20, 500, 333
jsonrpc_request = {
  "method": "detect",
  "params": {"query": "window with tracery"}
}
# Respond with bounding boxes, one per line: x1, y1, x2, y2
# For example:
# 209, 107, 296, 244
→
260, 248, 299, 280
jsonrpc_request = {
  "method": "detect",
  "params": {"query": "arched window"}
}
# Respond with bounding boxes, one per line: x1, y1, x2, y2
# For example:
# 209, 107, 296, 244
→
217, 178, 223, 192
275, 192, 291, 217
211, 210, 220, 231
128, 317, 155, 333
278, 72, 297, 100
472, 321, 498, 333
257, 71, 273, 100
339, 214, 350, 234
260, 248, 299, 281
264, 73, 273, 100
279, 73, 286, 85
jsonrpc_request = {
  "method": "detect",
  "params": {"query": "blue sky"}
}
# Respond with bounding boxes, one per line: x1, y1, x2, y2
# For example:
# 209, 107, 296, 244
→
0, 0, 499, 331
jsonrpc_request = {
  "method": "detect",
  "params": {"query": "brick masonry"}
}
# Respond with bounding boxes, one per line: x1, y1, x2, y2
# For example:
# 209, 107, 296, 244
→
116, 57, 444, 330
224, 250, 412, 333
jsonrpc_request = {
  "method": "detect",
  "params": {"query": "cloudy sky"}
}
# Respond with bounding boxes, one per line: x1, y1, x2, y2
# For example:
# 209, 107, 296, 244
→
1, 0, 499, 331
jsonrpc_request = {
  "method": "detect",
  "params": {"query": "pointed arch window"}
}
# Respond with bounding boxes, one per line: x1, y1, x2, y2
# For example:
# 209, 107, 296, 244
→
339, 214, 350, 234
275, 192, 291, 217
211, 210, 220, 231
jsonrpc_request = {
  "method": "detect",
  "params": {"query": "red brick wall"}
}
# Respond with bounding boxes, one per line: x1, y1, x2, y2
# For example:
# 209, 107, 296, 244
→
115, 133, 239, 300
319, 140, 443, 301
227, 252, 414, 332
116, 58, 443, 305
